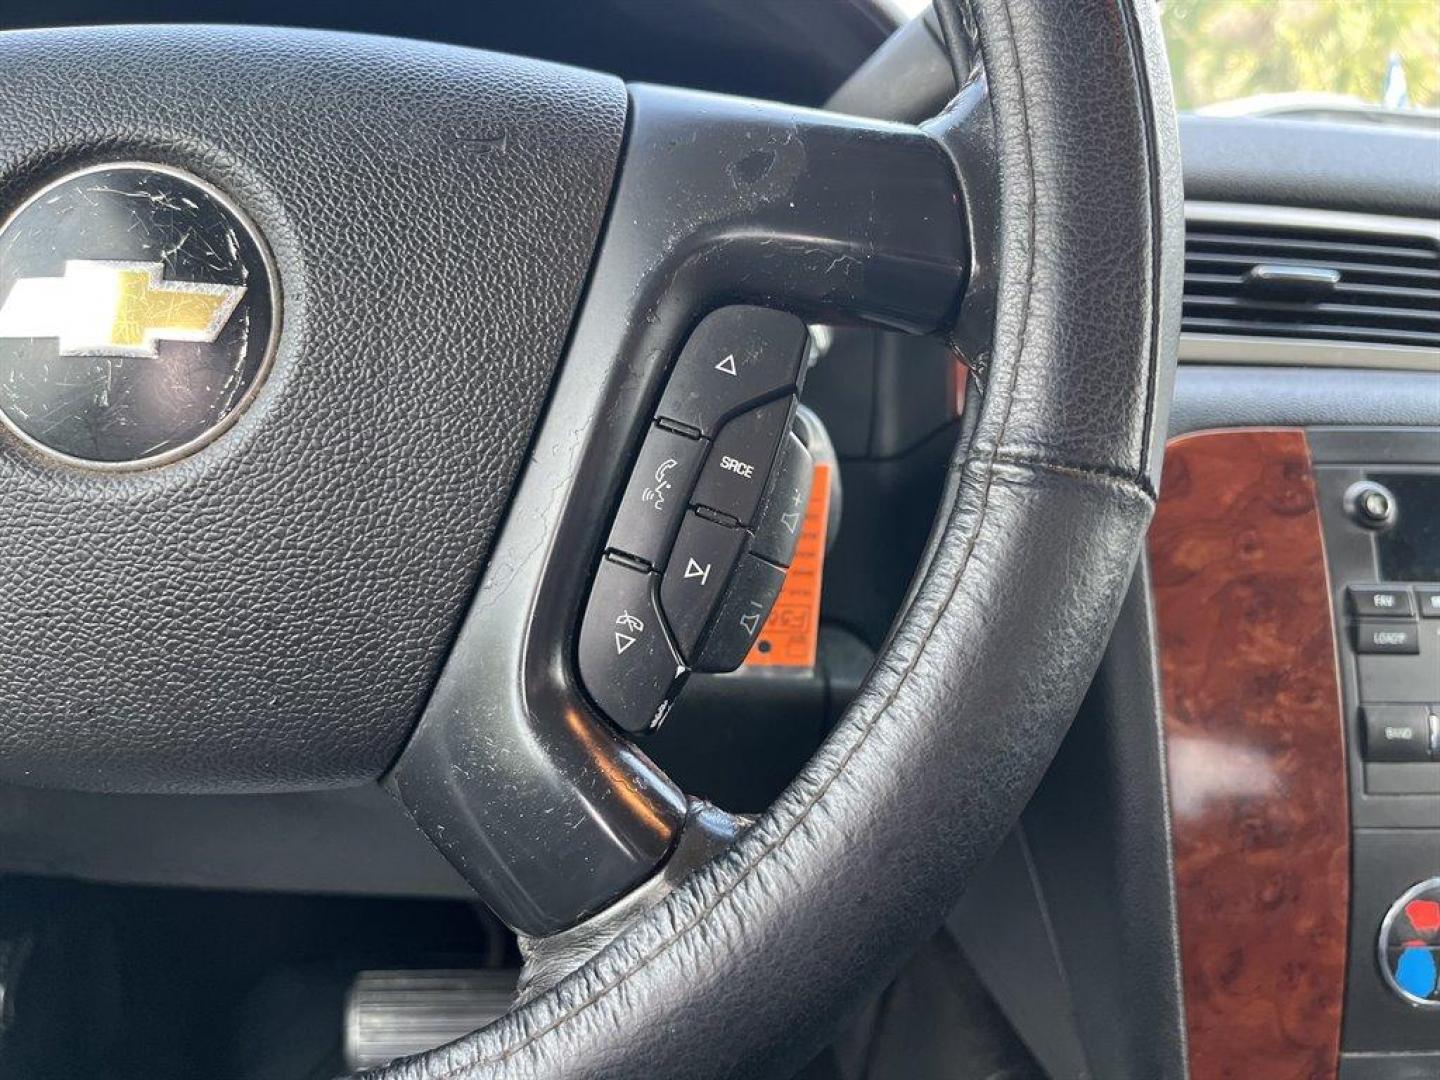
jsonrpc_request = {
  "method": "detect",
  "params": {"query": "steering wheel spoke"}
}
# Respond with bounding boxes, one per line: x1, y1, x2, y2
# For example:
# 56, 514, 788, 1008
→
390, 84, 972, 936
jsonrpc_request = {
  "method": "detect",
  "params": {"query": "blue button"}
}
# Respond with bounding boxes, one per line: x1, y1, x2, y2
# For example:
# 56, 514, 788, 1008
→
1395, 946, 1438, 1000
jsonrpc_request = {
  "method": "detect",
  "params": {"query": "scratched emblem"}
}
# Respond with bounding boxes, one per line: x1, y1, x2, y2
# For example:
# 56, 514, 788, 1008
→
0, 164, 278, 467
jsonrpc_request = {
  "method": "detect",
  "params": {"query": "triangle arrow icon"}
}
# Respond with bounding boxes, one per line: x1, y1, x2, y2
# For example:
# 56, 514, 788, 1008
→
715, 353, 738, 376
780, 510, 801, 534
614, 632, 636, 655
684, 558, 711, 584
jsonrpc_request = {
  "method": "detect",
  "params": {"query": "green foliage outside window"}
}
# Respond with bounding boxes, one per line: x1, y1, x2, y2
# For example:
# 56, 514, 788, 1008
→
1161, 0, 1440, 110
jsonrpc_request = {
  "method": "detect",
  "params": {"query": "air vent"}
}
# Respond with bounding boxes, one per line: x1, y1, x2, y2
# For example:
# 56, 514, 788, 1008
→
1183, 213, 1440, 349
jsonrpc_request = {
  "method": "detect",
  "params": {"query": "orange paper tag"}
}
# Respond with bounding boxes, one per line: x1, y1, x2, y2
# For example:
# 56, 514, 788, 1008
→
744, 462, 831, 670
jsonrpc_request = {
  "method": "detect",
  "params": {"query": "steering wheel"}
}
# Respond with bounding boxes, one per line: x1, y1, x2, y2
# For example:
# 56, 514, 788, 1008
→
0, 0, 1180, 1075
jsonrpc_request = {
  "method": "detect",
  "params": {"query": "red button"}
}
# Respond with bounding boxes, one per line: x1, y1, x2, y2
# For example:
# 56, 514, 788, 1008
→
1404, 899, 1440, 936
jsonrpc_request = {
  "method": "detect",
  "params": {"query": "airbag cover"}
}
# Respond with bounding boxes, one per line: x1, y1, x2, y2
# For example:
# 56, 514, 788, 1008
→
0, 27, 626, 792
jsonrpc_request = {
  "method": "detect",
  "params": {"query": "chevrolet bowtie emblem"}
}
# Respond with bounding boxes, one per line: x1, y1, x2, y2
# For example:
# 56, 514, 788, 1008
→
0, 260, 246, 359
0, 164, 277, 467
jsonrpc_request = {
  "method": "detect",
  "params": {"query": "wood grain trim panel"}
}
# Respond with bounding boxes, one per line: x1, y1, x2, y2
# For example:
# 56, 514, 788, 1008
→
1149, 428, 1349, 1080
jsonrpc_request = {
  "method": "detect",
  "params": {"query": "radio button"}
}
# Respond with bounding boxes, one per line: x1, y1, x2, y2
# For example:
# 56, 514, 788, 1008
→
1349, 585, 1415, 618
1354, 620, 1421, 655
1363, 705, 1432, 762
1416, 586, 1440, 619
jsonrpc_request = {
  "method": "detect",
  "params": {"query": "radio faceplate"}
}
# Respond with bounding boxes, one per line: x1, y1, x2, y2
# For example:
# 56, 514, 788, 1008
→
1311, 428, 1440, 1062
1314, 429, 1440, 817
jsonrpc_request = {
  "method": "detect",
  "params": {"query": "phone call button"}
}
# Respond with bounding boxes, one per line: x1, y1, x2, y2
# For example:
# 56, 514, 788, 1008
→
606, 422, 707, 568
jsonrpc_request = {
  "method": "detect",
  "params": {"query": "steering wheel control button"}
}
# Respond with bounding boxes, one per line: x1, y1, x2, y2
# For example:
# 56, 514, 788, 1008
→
579, 556, 685, 734
1354, 619, 1421, 655
0, 164, 278, 468
1362, 705, 1434, 763
751, 432, 813, 568
695, 554, 788, 673
693, 395, 795, 527
661, 511, 747, 658
1348, 585, 1415, 618
656, 306, 807, 437
606, 423, 707, 568
1379, 879, 1440, 1008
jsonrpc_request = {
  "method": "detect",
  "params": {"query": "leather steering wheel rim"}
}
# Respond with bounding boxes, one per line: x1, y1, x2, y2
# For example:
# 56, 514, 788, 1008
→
366, 0, 1182, 1076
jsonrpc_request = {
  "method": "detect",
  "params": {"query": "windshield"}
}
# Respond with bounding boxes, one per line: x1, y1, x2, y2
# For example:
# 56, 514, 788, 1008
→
890, 0, 1439, 127
1161, 0, 1438, 124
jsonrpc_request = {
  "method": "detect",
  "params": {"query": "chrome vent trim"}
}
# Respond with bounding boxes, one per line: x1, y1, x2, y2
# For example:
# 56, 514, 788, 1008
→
1181, 202, 1440, 371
